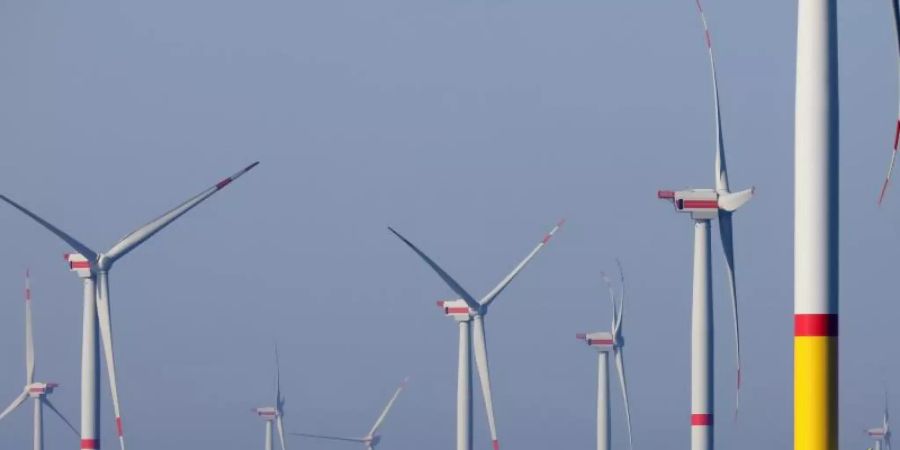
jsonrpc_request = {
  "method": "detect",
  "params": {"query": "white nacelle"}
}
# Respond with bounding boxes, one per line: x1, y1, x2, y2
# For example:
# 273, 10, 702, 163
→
254, 407, 278, 420
27, 382, 58, 398
576, 331, 614, 352
65, 252, 93, 278
436, 299, 474, 322
658, 189, 719, 220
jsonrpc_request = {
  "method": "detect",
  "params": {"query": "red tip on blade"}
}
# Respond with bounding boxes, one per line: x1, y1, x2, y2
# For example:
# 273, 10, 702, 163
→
894, 120, 900, 150
115, 417, 124, 437
493, 440, 500, 450
657, 190, 675, 199
215, 177, 233, 190
694, 0, 704, 12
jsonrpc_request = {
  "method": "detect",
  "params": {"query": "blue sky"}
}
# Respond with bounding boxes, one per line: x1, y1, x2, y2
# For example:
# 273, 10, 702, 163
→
0, 0, 896, 449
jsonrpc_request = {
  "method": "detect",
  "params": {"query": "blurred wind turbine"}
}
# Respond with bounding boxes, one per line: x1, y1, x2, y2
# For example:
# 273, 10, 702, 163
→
292, 377, 409, 450
575, 260, 633, 450
389, 220, 563, 450
0, 269, 79, 450
253, 347, 288, 450
877, 0, 900, 204
867, 393, 892, 450
0, 162, 259, 450
656, 3, 752, 449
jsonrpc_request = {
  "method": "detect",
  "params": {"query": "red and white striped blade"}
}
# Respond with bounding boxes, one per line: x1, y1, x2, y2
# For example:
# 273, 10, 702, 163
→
694, 0, 730, 193
104, 162, 259, 263
25, 269, 35, 385
880, 0, 900, 205
472, 317, 499, 450
387, 227, 480, 310
368, 377, 408, 437
479, 220, 564, 307
96, 274, 126, 450
0, 195, 97, 261
718, 210, 742, 417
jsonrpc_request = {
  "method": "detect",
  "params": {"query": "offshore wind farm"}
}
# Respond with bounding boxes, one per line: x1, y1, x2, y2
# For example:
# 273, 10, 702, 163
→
0, 0, 897, 449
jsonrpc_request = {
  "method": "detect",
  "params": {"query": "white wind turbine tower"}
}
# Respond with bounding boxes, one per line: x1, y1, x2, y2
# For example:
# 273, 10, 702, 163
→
0, 162, 259, 450
656, 3, 752, 449
867, 394, 892, 450
252, 347, 288, 450
877, 0, 900, 205
389, 220, 563, 450
575, 260, 633, 450
0, 269, 79, 450
292, 377, 409, 450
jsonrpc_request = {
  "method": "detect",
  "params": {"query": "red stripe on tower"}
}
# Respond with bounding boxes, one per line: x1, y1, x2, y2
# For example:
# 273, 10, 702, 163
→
794, 314, 838, 337
81, 439, 99, 449
493, 439, 500, 450
691, 414, 713, 426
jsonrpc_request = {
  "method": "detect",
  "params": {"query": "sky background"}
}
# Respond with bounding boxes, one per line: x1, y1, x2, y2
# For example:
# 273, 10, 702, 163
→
0, 0, 895, 449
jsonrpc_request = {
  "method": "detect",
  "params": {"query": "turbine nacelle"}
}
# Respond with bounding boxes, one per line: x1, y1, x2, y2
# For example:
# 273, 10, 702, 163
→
65, 253, 93, 278
26, 382, 59, 398
575, 331, 616, 352
657, 188, 754, 220
437, 299, 476, 321
253, 406, 279, 421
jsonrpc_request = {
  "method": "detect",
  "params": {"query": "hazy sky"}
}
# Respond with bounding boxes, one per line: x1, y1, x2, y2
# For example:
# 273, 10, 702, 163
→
0, 0, 896, 449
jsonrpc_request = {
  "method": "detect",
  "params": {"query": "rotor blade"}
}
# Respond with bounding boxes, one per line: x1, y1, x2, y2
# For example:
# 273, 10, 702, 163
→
600, 271, 618, 334
103, 162, 259, 263
718, 211, 742, 417
275, 345, 283, 412
0, 390, 28, 422
614, 259, 626, 334
290, 433, 367, 443
472, 316, 500, 450
276, 415, 287, 450
882, 0, 900, 205
0, 195, 97, 261
42, 398, 79, 436
96, 273, 126, 450
368, 377, 409, 436
387, 227, 479, 310
479, 219, 564, 307
614, 347, 634, 450
25, 269, 35, 384
694, 0, 730, 192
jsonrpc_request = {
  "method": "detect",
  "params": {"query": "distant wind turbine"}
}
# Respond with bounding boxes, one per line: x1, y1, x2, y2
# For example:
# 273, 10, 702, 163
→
292, 377, 409, 450
867, 393, 892, 450
253, 347, 288, 450
389, 220, 563, 450
575, 260, 633, 450
0, 162, 259, 450
0, 269, 79, 450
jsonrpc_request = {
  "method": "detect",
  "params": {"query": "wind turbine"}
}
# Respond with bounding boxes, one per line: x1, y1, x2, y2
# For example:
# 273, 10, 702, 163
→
252, 347, 288, 450
656, 3, 752, 449
0, 269, 79, 450
878, 0, 900, 205
292, 377, 409, 450
389, 220, 563, 450
0, 162, 259, 450
867, 394, 892, 450
575, 260, 633, 450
